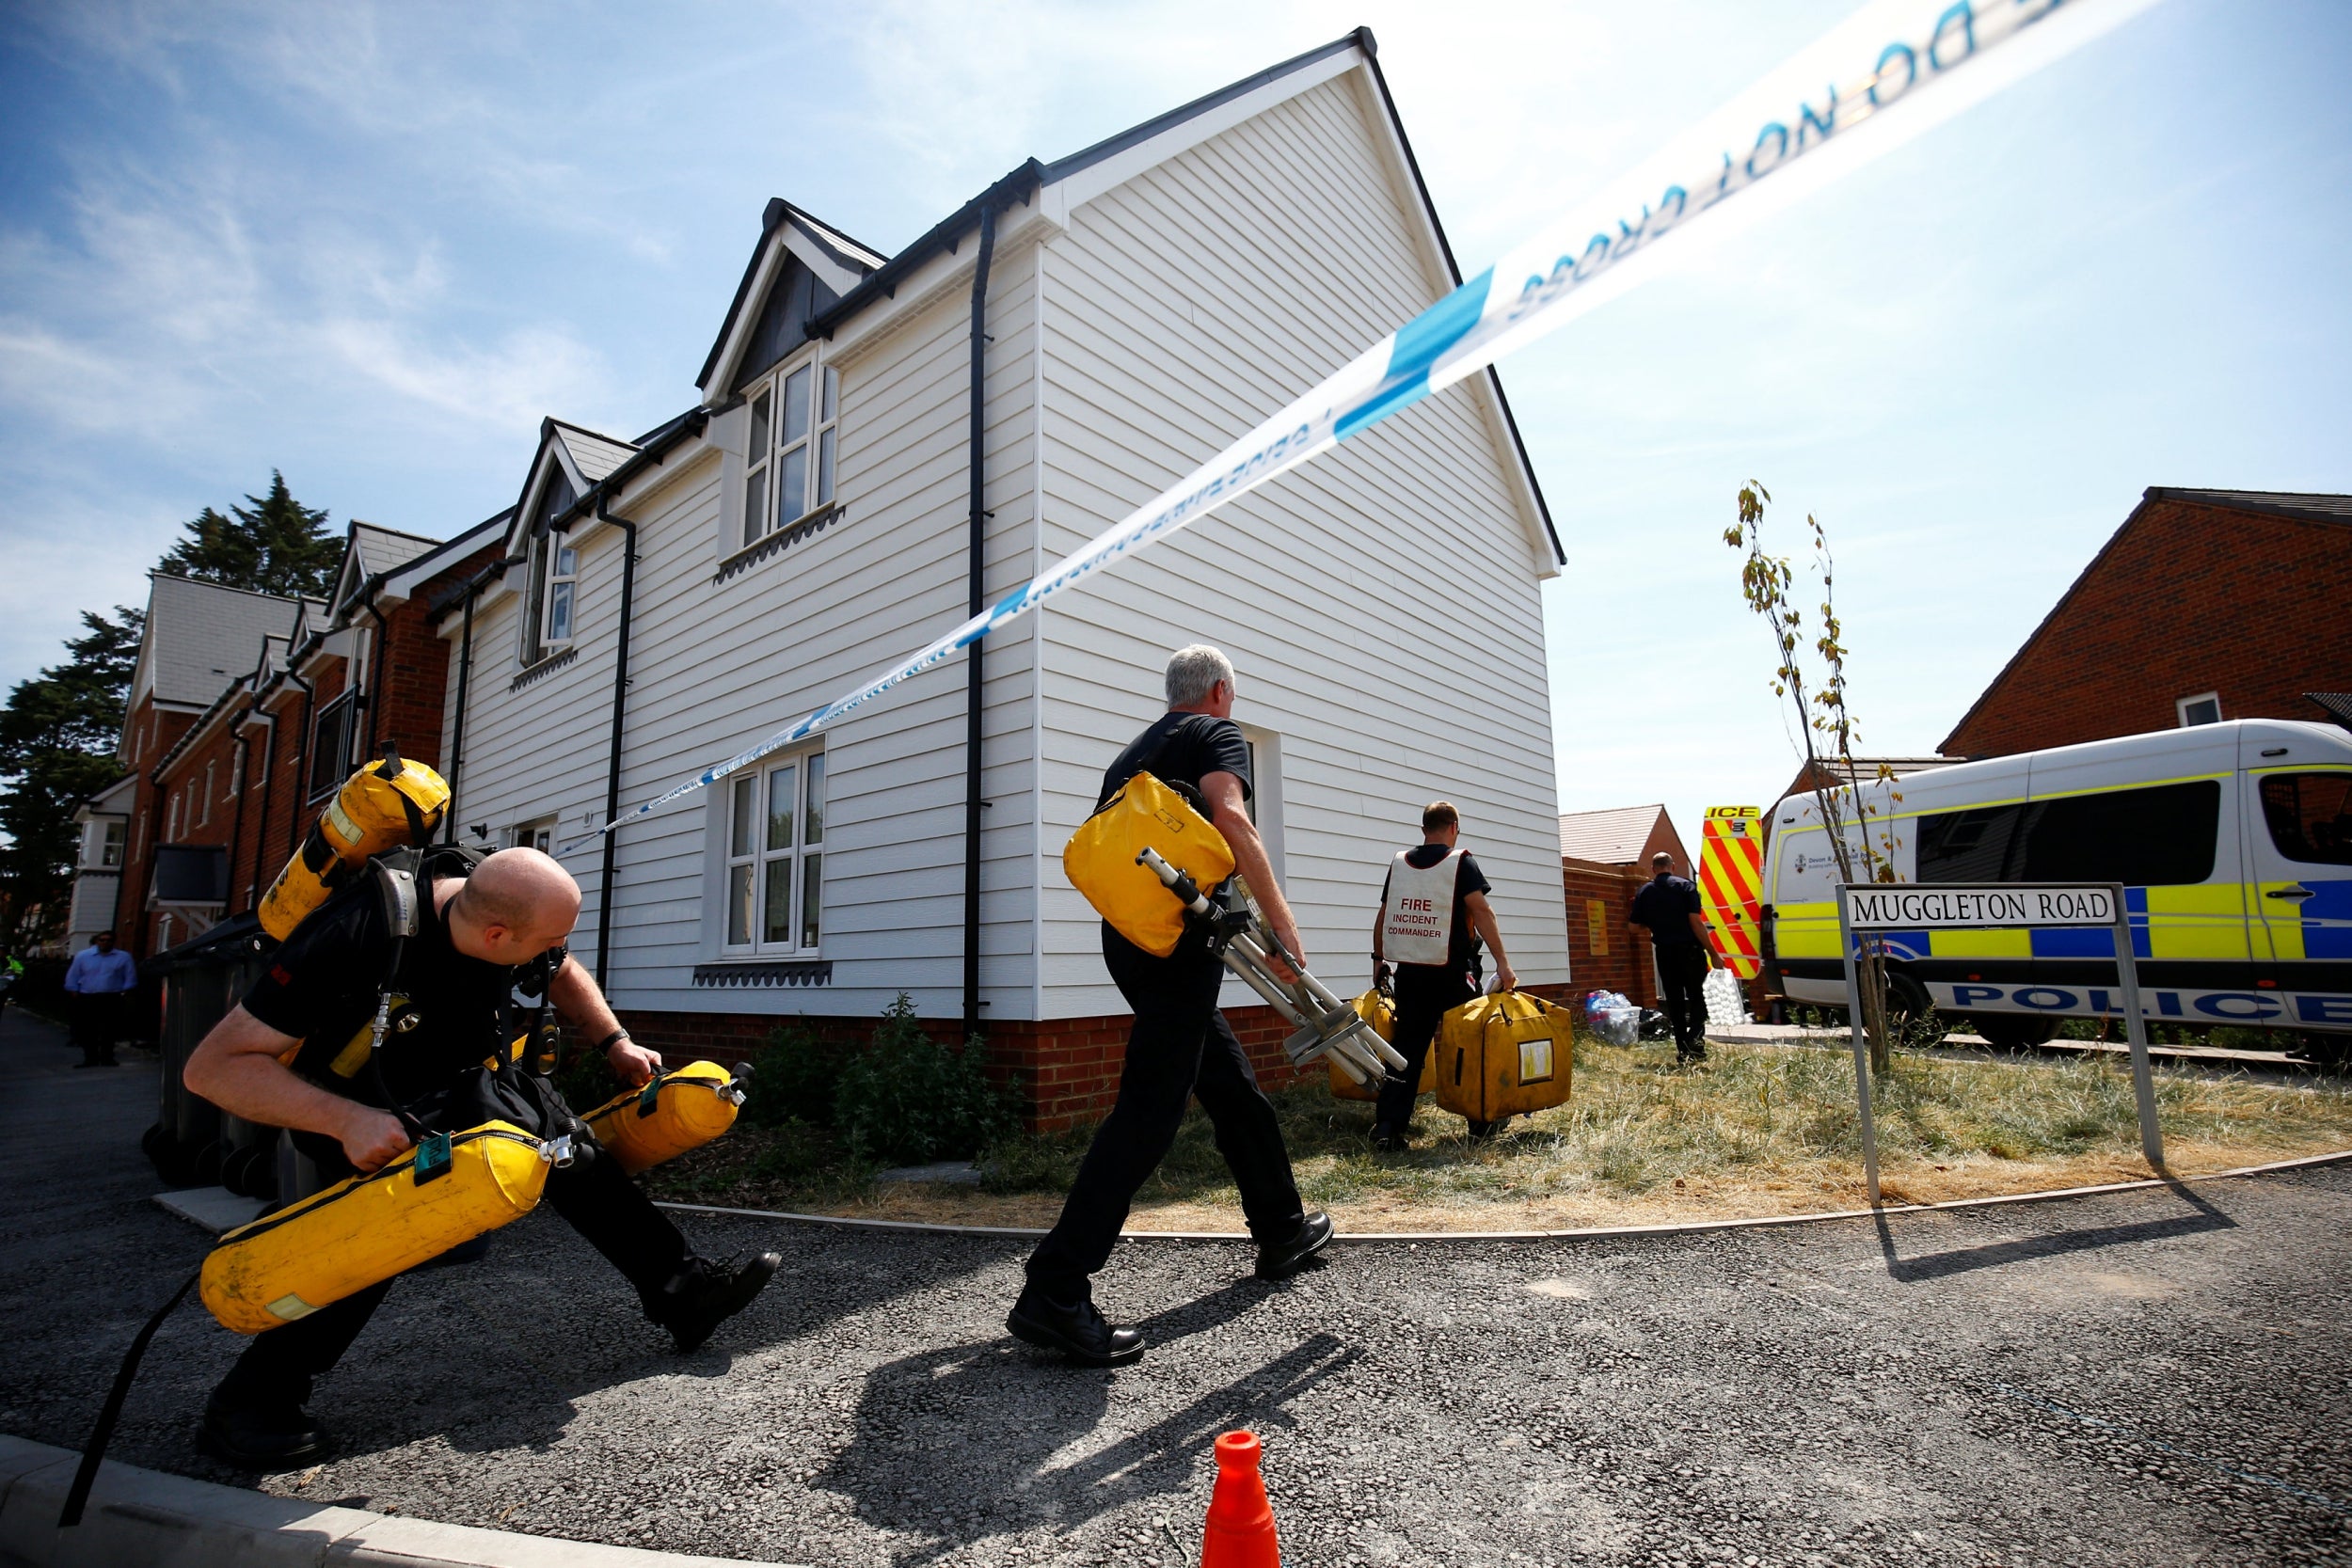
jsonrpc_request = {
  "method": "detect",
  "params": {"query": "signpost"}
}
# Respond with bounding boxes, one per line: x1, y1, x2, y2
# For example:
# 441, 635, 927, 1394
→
1836, 881, 2164, 1206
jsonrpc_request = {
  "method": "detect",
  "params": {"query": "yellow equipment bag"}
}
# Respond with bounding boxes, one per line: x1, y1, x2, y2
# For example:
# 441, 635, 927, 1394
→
259, 745, 451, 941
1434, 991, 1574, 1127
1328, 987, 1437, 1101
200, 1121, 551, 1335
1062, 771, 1234, 958
581, 1061, 746, 1175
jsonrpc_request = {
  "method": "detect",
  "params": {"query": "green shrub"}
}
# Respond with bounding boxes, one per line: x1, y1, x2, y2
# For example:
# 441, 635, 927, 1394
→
832, 993, 1015, 1165
740, 1021, 851, 1129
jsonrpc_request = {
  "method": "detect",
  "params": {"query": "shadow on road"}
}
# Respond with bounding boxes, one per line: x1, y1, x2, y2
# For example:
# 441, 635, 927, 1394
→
1871, 1179, 2236, 1283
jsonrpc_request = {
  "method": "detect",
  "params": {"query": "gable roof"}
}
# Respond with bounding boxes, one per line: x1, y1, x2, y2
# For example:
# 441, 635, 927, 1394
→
694, 29, 1562, 564
137, 574, 307, 708
1939, 485, 2352, 752
549, 419, 638, 486
1558, 805, 1671, 864
697, 200, 889, 399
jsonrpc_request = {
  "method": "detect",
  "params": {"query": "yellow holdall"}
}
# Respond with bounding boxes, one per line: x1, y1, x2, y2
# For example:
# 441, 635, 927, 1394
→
1328, 988, 1437, 1102
200, 1121, 550, 1335
1062, 771, 1234, 958
260, 746, 451, 941
582, 1062, 746, 1175
1435, 991, 1574, 1127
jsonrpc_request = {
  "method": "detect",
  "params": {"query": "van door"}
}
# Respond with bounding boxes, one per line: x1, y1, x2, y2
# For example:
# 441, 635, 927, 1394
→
2243, 764, 2352, 1030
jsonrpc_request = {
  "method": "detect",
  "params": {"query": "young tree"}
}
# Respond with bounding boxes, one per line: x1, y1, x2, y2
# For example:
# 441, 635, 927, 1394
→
0, 607, 144, 948
1725, 483, 1904, 1072
157, 470, 340, 600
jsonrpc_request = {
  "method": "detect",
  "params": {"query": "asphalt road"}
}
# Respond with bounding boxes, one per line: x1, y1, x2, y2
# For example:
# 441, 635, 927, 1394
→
3, 1006, 2346, 1567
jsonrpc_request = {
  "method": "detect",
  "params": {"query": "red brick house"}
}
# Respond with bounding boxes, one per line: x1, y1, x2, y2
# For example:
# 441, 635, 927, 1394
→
1941, 488, 2352, 758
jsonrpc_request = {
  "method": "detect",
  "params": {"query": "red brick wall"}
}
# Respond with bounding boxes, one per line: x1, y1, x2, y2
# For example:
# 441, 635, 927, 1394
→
1561, 858, 1654, 1007
1943, 497, 2352, 757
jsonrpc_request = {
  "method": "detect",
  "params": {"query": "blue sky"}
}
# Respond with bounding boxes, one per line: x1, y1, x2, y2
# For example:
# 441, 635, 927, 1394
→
3, 0, 2347, 849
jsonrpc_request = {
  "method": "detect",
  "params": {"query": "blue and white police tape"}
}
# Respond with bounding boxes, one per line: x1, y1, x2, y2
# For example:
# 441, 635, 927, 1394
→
568, 0, 2157, 853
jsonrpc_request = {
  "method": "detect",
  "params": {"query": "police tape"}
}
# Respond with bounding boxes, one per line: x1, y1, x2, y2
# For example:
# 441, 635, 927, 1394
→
566, 0, 2158, 853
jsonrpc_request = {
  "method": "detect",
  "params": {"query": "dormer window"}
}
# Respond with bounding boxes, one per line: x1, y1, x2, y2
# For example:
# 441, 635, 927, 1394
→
522, 467, 578, 666
742, 354, 838, 548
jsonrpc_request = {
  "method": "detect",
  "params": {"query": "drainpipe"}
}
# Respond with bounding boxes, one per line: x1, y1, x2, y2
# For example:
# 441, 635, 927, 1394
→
441, 556, 522, 845
359, 587, 391, 760
589, 499, 639, 991
962, 198, 997, 1038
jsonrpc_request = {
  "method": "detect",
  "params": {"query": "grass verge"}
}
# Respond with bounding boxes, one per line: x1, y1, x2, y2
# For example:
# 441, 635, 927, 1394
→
638, 1036, 2352, 1233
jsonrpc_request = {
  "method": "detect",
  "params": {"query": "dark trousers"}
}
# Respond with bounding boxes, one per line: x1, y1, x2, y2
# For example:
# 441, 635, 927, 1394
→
1025, 928, 1305, 1297
1375, 968, 1473, 1132
72, 993, 122, 1065
1656, 945, 1710, 1053
215, 1147, 690, 1410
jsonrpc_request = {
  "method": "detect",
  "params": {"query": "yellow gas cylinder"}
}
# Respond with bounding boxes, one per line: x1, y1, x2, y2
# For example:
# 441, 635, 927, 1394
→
259, 746, 450, 941
1434, 991, 1574, 1127
1329, 987, 1436, 1102
582, 1062, 746, 1175
201, 1121, 552, 1334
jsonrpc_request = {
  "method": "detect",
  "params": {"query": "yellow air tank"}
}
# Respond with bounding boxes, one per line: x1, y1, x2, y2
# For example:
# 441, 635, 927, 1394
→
259, 745, 450, 941
1063, 771, 1234, 957
582, 1062, 746, 1175
200, 1121, 553, 1334
1434, 991, 1575, 1128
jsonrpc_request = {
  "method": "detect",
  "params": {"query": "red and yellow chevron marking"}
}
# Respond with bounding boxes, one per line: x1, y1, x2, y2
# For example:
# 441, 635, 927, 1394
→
1698, 805, 1765, 980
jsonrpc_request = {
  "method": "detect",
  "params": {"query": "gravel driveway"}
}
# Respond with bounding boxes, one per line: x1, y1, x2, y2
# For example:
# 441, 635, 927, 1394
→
3, 1008, 2345, 1567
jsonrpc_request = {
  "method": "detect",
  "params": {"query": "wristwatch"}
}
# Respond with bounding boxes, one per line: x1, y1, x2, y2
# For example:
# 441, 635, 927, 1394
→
594, 1028, 633, 1055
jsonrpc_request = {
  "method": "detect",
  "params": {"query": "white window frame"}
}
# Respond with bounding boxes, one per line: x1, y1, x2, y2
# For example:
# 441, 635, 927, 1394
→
99, 819, 126, 869
167, 791, 182, 841
2176, 691, 2222, 727
540, 538, 580, 649
739, 351, 840, 550
718, 747, 826, 956
509, 817, 555, 853
199, 760, 215, 825
227, 739, 245, 798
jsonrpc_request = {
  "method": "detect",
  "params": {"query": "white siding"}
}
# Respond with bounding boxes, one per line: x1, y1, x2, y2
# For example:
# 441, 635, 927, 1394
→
1032, 70, 1567, 1019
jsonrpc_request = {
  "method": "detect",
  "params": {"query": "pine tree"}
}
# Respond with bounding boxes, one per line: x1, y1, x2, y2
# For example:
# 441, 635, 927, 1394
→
0, 607, 144, 948
157, 471, 340, 600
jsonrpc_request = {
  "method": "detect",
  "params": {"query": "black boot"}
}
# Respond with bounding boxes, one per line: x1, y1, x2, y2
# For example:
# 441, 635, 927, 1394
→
653, 1251, 782, 1353
199, 1393, 326, 1470
1007, 1283, 1144, 1366
1256, 1211, 1335, 1281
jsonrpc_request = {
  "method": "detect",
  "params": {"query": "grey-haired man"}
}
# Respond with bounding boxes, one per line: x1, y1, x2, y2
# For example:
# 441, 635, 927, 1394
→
1009, 645, 1333, 1366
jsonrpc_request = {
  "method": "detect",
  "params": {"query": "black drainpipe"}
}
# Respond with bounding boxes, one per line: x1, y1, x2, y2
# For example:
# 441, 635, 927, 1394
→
359, 587, 391, 760
962, 199, 997, 1038
590, 499, 639, 990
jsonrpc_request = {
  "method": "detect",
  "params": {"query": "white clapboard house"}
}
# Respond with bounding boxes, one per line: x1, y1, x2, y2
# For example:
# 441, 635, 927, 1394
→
443, 30, 1567, 1124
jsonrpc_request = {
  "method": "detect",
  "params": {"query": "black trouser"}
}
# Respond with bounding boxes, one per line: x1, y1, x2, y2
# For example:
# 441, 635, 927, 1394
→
1025, 927, 1305, 1297
1656, 944, 1710, 1053
1375, 967, 1473, 1132
72, 993, 122, 1065
215, 1147, 690, 1410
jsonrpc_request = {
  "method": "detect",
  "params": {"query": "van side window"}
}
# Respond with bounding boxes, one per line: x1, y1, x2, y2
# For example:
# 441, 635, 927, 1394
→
1916, 805, 2024, 881
2015, 780, 2220, 886
2261, 772, 2352, 865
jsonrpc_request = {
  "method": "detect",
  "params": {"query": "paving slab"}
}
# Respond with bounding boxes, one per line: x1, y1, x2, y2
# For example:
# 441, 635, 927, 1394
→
155, 1185, 268, 1235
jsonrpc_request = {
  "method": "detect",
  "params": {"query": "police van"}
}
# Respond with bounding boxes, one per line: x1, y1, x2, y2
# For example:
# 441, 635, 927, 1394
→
1761, 719, 2352, 1057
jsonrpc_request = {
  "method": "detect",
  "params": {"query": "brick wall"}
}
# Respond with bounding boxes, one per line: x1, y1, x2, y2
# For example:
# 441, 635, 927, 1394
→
1561, 857, 1654, 1007
1943, 496, 2352, 757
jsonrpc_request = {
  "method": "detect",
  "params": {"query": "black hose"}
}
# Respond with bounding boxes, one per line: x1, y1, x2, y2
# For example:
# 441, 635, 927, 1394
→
59, 1268, 199, 1527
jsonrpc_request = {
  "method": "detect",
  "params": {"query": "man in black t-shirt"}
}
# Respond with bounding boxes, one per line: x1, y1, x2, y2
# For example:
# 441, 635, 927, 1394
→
182, 847, 780, 1468
1010, 645, 1331, 1367
1369, 801, 1519, 1148
1629, 849, 1715, 1063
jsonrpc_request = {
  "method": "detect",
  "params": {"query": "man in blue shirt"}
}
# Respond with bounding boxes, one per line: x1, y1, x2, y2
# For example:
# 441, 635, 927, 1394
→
1629, 851, 1715, 1065
64, 930, 138, 1068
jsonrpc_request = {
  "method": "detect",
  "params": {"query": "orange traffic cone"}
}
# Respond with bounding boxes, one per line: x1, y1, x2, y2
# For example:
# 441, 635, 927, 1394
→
1200, 1429, 1280, 1567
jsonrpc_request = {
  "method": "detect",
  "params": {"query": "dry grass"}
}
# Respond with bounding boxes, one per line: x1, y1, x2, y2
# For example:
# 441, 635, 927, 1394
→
641, 1037, 2352, 1234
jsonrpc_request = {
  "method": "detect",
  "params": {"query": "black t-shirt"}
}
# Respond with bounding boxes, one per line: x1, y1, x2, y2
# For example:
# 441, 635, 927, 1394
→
1630, 873, 1704, 948
241, 863, 538, 1108
1099, 711, 1251, 810
1380, 845, 1491, 978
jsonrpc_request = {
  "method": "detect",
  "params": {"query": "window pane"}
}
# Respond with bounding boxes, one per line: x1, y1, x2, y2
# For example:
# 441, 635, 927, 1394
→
2263, 773, 2352, 866
2181, 697, 2220, 726
743, 467, 766, 546
2017, 781, 2220, 886
555, 546, 577, 577
726, 863, 754, 946
1915, 805, 2023, 881
767, 763, 797, 850
803, 753, 824, 846
729, 776, 755, 858
800, 852, 821, 948
782, 365, 812, 445
547, 580, 573, 642
777, 446, 807, 522
820, 365, 837, 423
749, 391, 770, 464
815, 428, 835, 508
763, 856, 794, 944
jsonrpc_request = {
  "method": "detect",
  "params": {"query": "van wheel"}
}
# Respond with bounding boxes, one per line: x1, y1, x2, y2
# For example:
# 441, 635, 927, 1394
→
1971, 1015, 2058, 1052
1883, 974, 1934, 1036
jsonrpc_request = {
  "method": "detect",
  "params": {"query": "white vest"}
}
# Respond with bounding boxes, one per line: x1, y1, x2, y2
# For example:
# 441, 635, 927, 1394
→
1380, 847, 1463, 967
